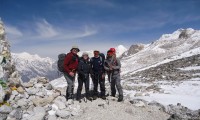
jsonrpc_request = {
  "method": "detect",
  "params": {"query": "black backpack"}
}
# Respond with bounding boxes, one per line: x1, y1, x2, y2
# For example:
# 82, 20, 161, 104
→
57, 54, 66, 72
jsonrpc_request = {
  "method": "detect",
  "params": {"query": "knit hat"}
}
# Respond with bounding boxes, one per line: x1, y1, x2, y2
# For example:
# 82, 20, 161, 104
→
82, 52, 89, 57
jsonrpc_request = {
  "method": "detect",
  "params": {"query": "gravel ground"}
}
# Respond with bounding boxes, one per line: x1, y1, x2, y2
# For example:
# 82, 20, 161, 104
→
68, 96, 170, 120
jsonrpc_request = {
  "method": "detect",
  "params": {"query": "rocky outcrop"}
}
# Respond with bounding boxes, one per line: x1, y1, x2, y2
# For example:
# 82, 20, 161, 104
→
131, 54, 200, 81
0, 77, 83, 120
121, 44, 145, 57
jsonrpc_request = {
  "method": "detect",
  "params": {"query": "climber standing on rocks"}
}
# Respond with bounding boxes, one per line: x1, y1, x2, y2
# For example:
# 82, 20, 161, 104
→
90, 50, 106, 100
104, 48, 123, 102
76, 52, 92, 101
63, 46, 80, 100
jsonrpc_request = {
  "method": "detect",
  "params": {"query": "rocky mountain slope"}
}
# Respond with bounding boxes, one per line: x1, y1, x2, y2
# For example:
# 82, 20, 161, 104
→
12, 52, 59, 82
121, 28, 200, 75
120, 28, 200, 114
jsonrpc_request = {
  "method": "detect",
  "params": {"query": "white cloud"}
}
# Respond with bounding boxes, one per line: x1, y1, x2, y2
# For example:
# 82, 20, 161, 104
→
5, 25, 23, 37
35, 19, 58, 38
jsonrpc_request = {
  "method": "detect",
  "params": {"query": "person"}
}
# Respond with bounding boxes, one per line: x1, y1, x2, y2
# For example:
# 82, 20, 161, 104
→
76, 52, 92, 101
104, 48, 123, 102
63, 46, 80, 100
90, 50, 106, 100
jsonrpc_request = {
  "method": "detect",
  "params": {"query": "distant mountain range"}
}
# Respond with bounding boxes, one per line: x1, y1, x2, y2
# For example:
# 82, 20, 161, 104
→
11, 28, 200, 82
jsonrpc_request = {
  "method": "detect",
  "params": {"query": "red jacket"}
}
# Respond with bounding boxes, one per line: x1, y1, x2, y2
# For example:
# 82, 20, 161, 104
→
64, 52, 79, 74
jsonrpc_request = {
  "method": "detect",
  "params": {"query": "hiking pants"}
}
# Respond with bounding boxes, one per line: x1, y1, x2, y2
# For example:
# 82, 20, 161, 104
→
92, 73, 105, 96
111, 73, 123, 96
64, 73, 75, 96
77, 75, 90, 98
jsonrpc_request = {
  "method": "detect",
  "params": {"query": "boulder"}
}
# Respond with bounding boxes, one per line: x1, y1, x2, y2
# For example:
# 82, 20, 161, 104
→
37, 77, 49, 84
17, 98, 28, 107
0, 85, 5, 103
34, 83, 43, 88
29, 107, 46, 120
32, 96, 55, 107
17, 87, 24, 94
26, 87, 39, 95
7, 78, 21, 86
46, 83, 53, 90
23, 82, 34, 88
56, 109, 71, 118
7, 108, 22, 120
0, 105, 12, 114
54, 100, 66, 110
48, 115, 57, 120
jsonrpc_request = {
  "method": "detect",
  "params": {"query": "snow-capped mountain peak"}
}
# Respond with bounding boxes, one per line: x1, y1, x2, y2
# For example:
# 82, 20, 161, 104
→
12, 52, 58, 82
115, 45, 127, 57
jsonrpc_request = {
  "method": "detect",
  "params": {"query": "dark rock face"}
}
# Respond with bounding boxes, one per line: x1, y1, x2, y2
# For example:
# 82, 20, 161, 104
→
179, 30, 190, 39
132, 54, 200, 81
122, 44, 144, 58
166, 103, 200, 120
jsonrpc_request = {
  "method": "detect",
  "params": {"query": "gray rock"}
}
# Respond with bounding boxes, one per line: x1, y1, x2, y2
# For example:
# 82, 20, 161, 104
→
46, 84, 53, 90
34, 83, 43, 88
0, 105, 12, 114
8, 78, 21, 86
17, 98, 28, 107
11, 90, 19, 96
32, 96, 55, 107
23, 82, 34, 88
0, 113, 7, 120
37, 77, 49, 84
0, 85, 5, 103
47, 115, 57, 120
7, 108, 23, 120
54, 100, 66, 110
26, 87, 39, 95
56, 109, 71, 118
29, 107, 46, 120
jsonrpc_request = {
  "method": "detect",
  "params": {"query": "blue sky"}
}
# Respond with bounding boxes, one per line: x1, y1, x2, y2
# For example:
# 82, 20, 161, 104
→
0, 0, 200, 59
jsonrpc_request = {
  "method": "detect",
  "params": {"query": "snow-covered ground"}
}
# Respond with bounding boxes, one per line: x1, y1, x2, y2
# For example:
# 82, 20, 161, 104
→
124, 78, 200, 110
178, 66, 200, 71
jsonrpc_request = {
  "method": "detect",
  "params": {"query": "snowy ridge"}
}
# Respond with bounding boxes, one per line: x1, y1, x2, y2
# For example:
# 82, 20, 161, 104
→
121, 28, 200, 75
12, 52, 59, 82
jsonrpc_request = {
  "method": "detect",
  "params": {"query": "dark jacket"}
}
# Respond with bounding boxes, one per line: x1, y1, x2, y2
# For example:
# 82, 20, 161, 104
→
64, 52, 79, 74
90, 56, 105, 74
78, 58, 91, 78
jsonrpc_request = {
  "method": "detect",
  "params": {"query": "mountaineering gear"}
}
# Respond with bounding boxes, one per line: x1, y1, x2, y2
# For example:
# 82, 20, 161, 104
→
104, 55, 123, 100
70, 46, 80, 52
57, 54, 66, 72
63, 52, 79, 74
118, 95, 123, 102
64, 50, 79, 101
76, 57, 91, 100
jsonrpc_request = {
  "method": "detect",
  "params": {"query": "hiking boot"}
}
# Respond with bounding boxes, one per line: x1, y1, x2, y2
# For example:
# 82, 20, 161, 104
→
93, 95, 97, 100
101, 96, 106, 100
66, 94, 74, 101
86, 96, 93, 101
118, 95, 123, 102
111, 93, 116, 97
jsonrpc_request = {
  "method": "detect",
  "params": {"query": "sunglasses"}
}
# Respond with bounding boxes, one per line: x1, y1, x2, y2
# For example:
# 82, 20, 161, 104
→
72, 49, 78, 52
